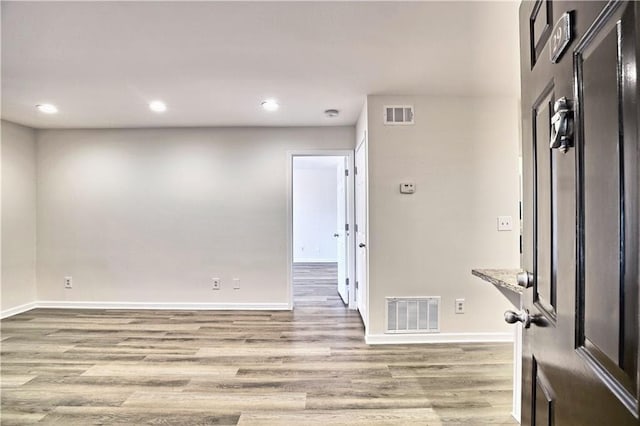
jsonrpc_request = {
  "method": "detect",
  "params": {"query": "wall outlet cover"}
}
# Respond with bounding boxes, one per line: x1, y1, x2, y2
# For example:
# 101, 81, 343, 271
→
455, 298, 465, 314
233, 278, 240, 290
212, 277, 221, 290
497, 216, 513, 231
64, 276, 73, 289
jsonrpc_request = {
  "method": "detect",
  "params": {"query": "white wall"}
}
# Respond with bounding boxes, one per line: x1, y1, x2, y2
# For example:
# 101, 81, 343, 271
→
356, 100, 368, 148
1, 120, 38, 314
293, 161, 338, 263
366, 95, 520, 337
36, 126, 354, 307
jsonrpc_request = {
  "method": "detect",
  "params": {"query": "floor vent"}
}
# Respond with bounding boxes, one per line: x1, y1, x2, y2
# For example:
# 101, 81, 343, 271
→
386, 297, 440, 333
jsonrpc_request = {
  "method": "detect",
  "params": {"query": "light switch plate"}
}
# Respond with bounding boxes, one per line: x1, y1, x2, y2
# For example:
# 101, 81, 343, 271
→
497, 216, 513, 231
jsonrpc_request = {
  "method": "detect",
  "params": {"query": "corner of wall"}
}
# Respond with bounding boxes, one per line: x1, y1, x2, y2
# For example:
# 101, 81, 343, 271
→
1, 120, 39, 316
356, 98, 368, 148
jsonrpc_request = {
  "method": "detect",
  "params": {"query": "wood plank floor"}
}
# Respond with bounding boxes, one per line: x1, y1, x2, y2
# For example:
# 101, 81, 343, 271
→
1, 263, 515, 425
293, 262, 345, 308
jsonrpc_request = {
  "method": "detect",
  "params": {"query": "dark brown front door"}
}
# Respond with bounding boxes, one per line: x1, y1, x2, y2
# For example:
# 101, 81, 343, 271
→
519, 1, 639, 424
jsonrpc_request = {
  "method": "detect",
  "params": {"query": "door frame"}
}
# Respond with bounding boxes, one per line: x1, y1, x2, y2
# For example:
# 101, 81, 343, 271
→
286, 150, 356, 309
354, 136, 369, 327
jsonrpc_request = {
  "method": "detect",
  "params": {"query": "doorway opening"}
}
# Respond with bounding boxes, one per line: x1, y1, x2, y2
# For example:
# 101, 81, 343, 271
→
289, 152, 354, 309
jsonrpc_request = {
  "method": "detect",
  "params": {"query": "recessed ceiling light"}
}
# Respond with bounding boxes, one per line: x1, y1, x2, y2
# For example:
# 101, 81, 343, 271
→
261, 99, 279, 112
324, 109, 340, 118
36, 104, 58, 114
149, 100, 167, 113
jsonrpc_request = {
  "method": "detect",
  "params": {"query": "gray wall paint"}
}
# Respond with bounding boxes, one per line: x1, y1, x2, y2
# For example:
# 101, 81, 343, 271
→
1, 120, 38, 312
36, 126, 354, 305
365, 95, 520, 335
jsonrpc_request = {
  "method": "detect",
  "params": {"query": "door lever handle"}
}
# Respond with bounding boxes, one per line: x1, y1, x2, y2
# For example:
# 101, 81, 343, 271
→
359, 243, 366, 248
333, 233, 340, 237
550, 97, 574, 153
504, 310, 531, 328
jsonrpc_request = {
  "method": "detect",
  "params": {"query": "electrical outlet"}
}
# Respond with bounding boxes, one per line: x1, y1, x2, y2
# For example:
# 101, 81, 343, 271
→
212, 277, 221, 290
64, 276, 73, 289
455, 298, 465, 314
233, 278, 240, 290
497, 215, 513, 231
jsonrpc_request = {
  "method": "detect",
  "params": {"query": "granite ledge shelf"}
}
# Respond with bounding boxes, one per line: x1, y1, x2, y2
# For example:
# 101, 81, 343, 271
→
472, 268, 523, 295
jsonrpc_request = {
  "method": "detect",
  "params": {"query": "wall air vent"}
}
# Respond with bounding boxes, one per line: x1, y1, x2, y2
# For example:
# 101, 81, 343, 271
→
386, 297, 439, 333
384, 105, 414, 125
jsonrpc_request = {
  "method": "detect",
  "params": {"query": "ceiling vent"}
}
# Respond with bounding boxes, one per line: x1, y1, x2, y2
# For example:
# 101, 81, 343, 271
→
386, 297, 439, 333
384, 105, 414, 125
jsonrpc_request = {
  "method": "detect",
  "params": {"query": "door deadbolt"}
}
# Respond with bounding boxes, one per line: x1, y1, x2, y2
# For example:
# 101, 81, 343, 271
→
516, 271, 533, 289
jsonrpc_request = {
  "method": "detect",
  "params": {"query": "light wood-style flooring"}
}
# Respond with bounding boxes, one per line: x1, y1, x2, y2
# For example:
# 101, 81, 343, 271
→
293, 262, 345, 308
1, 263, 515, 425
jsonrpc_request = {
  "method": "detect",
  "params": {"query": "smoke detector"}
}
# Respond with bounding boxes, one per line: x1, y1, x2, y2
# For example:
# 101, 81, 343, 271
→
324, 109, 339, 118
261, 99, 279, 112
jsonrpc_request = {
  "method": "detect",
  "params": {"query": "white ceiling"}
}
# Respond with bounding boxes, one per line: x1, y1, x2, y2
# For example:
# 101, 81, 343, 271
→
1, 1, 520, 129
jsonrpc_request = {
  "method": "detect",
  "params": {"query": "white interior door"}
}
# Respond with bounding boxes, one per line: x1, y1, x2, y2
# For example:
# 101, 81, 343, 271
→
355, 140, 368, 324
336, 158, 348, 304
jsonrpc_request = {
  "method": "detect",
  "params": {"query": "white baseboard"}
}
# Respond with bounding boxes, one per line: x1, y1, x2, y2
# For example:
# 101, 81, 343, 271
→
365, 332, 514, 345
293, 258, 337, 264
1, 301, 291, 318
37, 301, 291, 311
0, 301, 39, 319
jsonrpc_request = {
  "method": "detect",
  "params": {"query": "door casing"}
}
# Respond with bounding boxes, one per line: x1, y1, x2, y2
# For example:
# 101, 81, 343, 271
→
287, 150, 356, 309
355, 137, 369, 327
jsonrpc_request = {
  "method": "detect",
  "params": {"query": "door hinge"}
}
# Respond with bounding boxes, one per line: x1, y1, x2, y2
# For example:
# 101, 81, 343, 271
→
346, 278, 349, 287
345, 223, 349, 232
345, 169, 349, 177
355, 166, 358, 175
355, 224, 359, 233
355, 281, 359, 289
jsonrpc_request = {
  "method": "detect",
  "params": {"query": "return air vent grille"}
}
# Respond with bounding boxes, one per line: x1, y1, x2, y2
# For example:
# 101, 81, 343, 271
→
384, 105, 414, 125
386, 297, 440, 333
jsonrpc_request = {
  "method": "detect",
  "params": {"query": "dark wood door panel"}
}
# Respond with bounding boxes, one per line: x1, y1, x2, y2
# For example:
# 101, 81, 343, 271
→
618, 0, 639, 391
532, 359, 555, 426
519, 0, 639, 424
533, 86, 558, 320
574, 0, 639, 409
578, 10, 622, 368
530, 0, 553, 67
